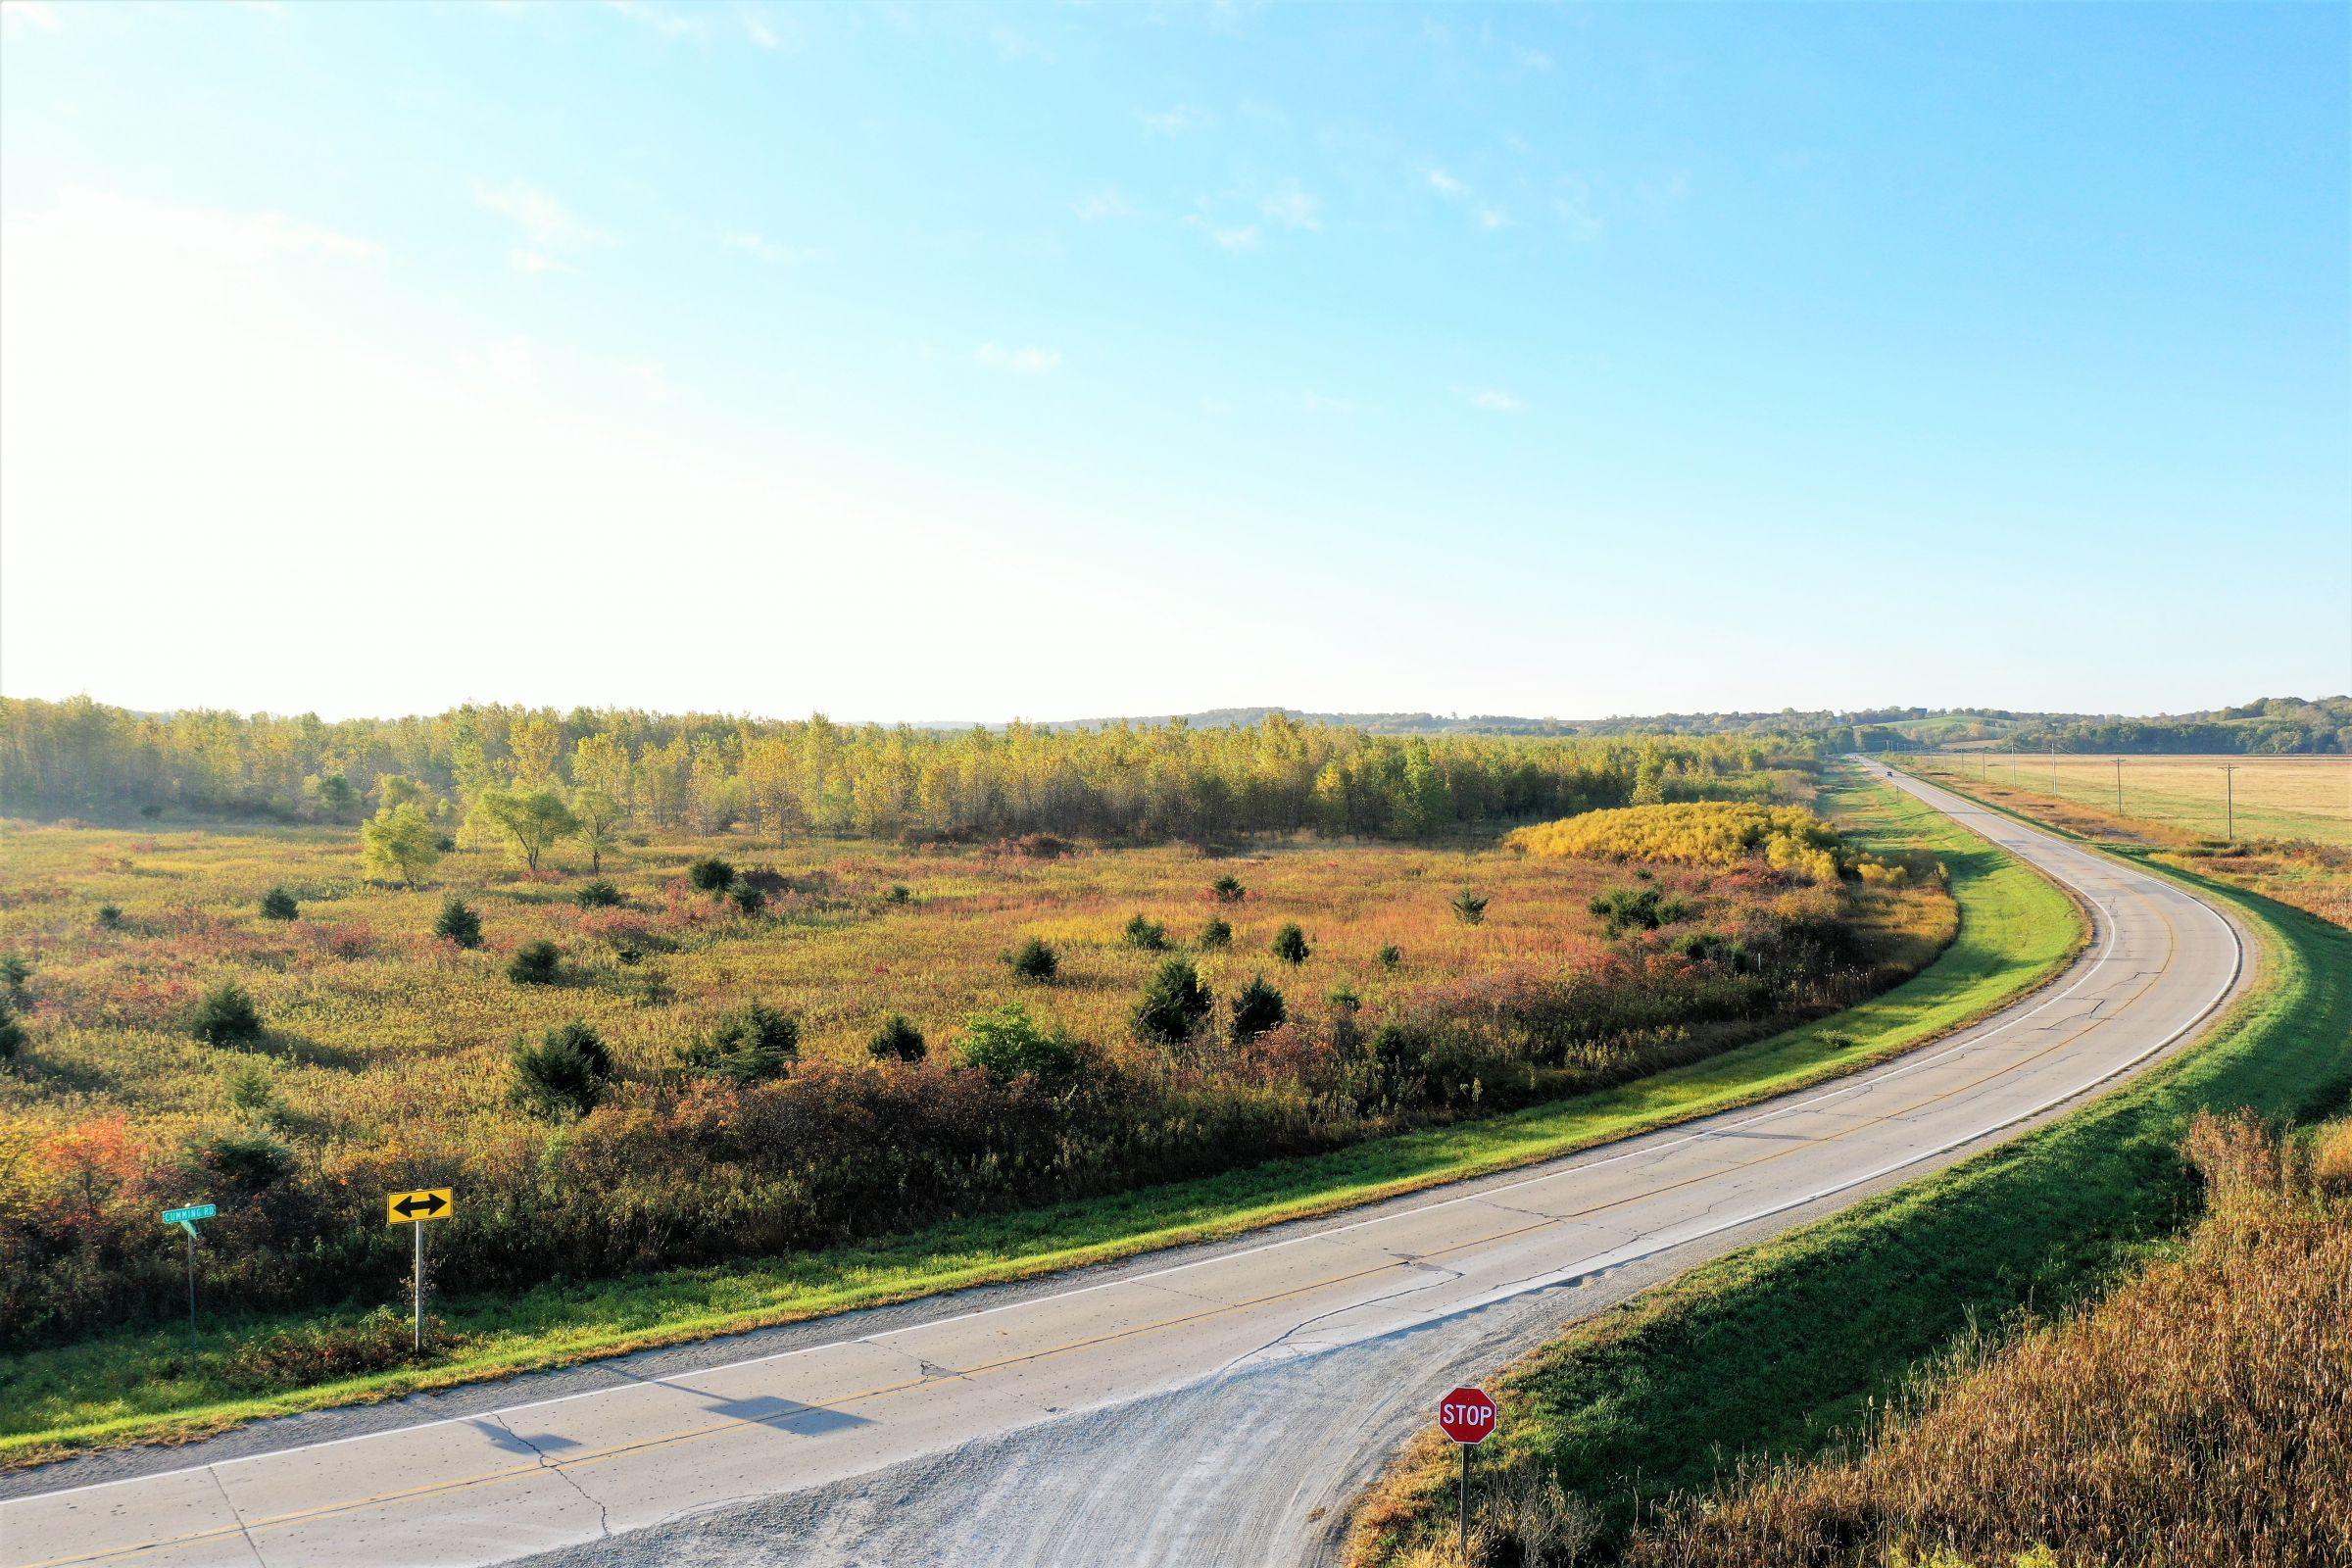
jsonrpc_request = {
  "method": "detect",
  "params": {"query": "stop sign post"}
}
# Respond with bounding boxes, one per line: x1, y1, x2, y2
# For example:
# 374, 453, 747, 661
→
1438, 1387, 1496, 1553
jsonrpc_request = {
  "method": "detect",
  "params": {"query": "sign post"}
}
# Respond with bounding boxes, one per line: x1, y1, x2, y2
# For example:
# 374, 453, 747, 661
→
385, 1189, 454, 1351
161, 1204, 218, 1338
1437, 1385, 1496, 1557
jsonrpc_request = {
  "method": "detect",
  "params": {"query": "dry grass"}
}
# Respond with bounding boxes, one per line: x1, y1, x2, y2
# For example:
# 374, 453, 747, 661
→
1625, 1109, 2352, 1568
1912, 753, 2349, 847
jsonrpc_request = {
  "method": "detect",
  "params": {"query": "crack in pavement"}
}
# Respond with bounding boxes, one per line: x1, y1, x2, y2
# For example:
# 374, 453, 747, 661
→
487, 1414, 612, 1541
206, 1464, 270, 1568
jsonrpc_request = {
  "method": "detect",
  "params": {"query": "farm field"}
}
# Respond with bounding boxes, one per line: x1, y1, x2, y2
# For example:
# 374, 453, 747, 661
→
1910, 751, 2350, 846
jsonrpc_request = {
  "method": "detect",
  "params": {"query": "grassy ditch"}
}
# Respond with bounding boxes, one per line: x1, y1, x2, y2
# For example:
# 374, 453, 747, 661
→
0, 769, 2082, 1464
1346, 839, 2348, 1566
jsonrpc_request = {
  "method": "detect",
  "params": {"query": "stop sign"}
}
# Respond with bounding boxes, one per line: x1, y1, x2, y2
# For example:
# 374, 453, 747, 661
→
1437, 1386, 1495, 1445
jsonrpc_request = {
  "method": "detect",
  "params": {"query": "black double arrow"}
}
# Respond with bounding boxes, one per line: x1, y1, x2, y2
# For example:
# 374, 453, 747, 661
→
392, 1192, 448, 1219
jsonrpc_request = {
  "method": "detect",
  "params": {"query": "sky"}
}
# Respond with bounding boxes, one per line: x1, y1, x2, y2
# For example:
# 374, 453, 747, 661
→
1, 0, 2345, 725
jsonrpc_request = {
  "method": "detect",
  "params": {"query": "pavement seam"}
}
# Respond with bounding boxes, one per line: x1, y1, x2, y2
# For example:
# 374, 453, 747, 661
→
206, 1463, 269, 1568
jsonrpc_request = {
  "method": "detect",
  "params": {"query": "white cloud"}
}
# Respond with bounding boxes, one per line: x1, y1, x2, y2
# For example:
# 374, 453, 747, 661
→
1200, 397, 1234, 417
1, 1, 64, 31
975, 343, 1063, 374
24, 186, 378, 268
474, 180, 612, 255
723, 231, 810, 265
1478, 206, 1514, 230
1425, 167, 1469, 200
485, 337, 536, 382
1468, 388, 1523, 413
509, 248, 563, 273
1142, 104, 1214, 136
1512, 45, 1552, 71
739, 5, 778, 47
1203, 222, 1257, 251
1301, 391, 1355, 415
1259, 188, 1322, 231
1075, 187, 1135, 221
1553, 175, 1604, 242
603, 0, 699, 38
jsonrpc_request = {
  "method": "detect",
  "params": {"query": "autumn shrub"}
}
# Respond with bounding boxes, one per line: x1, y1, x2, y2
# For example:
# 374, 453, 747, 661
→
512, 1020, 613, 1117
507, 940, 562, 986
1132, 957, 1213, 1045
189, 981, 264, 1046
1513, 801, 1846, 884
258, 887, 299, 921
432, 895, 482, 948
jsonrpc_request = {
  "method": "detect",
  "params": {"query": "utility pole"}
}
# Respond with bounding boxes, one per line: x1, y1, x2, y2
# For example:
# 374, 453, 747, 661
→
2223, 764, 2237, 842
2114, 758, 2124, 814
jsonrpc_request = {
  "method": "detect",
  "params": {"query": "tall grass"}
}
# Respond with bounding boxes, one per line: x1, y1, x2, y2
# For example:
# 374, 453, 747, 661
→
1626, 1112, 2352, 1568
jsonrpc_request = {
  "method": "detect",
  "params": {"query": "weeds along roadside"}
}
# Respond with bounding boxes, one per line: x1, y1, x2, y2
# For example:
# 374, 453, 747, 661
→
1345, 771, 2349, 1568
0, 769, 2075, 1462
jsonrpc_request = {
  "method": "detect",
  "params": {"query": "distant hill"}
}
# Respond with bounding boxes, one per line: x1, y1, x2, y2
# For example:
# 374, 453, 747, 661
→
998, 699, 2348, 754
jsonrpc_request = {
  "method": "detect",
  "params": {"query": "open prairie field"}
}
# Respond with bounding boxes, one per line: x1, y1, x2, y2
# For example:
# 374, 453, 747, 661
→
1911, 753, 2350, 846
0, 801, 1950, 1382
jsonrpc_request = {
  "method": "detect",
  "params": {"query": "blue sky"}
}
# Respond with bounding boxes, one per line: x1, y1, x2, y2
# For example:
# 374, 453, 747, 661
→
1, 0, 2344, 722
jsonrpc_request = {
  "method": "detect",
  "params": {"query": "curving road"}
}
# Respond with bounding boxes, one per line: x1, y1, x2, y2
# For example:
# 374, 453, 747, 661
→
0, 769, 2246, 1568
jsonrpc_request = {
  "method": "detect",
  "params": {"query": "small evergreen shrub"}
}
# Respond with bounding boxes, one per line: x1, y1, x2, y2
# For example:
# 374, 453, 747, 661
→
1271, 923, 1311, 965
512, 1020, 613, 1117
190, 981, 264, 1046
1230, 974, 1287, 1044
433, 896, 482, 949
259, 887, 299, 921
1212, 874, 1247, 904
868, 1013, 927, 1062
574, 879, 622, 908
956, 1004, 1081, 1086
1451, 889, 1489, 925
687, 857, 736, 893
1132, 956, 1212, 1045
507, 940, 562, 986
1123, 913, 1168, 951
1197, 915, 1233, 950
1006, 937, 1059, 981
676, 1002, 800, 1083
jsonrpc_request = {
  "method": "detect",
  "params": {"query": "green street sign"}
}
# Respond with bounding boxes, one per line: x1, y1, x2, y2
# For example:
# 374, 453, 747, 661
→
162, 1203, 217, 1226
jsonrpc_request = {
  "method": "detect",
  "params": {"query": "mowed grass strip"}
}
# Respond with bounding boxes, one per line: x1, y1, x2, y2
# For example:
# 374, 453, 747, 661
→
0, 769, 2079, 1462
1347, 841, 2350, 1565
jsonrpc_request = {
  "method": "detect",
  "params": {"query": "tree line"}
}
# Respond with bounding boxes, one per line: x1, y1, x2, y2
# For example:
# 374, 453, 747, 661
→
0, 697, 1818, 843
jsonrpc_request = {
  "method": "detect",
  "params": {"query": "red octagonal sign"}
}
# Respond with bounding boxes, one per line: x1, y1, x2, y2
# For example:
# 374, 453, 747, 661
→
1437, 1385, 1495, 1445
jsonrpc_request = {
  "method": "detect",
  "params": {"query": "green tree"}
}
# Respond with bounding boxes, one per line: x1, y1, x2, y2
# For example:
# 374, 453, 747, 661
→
259, 887, 300, 921
1212, 874, 1247, 904
569, 786, 624, 875
361, 803, 442, 886
1450, 889, 1489, 925
306, 773, 360, 819
433, 895, 482, 949
512, 1020, 613, 1117
956, 1004, 1081, 1086
1197, 915, 1233, 950
1229, 973, 1287, 1044
868, 1013, 927, 1062
507, 940, 562, 985
574, 879, 622, 908
0, 999, 24, 1065
1271, 923, 1312, 965
1131, 956, 1212, 1045
191, 982, 265, 1046
1123, 913, 1168, 951
1377, 943, 1403, 971
467, 786, 577, 872
195, 1131, 297, 1191
687, 857, 736, 893
676, 1002, 799, 1082
375, 773, 428, 810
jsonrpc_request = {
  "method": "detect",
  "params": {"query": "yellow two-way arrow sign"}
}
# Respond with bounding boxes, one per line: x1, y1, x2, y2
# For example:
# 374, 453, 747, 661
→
386, 1188, 454, 1225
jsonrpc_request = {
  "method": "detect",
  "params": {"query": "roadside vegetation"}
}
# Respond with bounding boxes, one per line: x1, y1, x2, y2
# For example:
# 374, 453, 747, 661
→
0, 764, 2066, 1460
1348, 767, 2352, 1568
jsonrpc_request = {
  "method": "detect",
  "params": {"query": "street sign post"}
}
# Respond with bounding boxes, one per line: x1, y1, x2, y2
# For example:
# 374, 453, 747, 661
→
160, 1203, 218, 1337
386, 1189, 455, 1351
1438, 1386, 1496, 1554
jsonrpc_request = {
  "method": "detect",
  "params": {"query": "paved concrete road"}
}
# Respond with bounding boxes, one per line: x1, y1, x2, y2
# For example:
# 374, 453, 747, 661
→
0, 770, 2246, 1568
